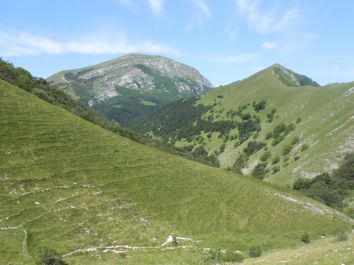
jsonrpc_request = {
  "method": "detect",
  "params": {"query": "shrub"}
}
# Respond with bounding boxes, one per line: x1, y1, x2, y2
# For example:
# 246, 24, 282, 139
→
301, 144, 309, 152
37, 247, 68, 265
224, 250, 245, 262
204, 249, 244, 263
254, 100, 266, 112
282, 145, 293, 155
293, 178, 312, 191
249, 246, 262, 257
260, 151, 271, 161
336, 231, 348, 242
265, 132, 273, 139
243, 141, 266, 156
272, 156, 280, 164
272, 166, 280, 174
252, 163, 268, 179
301, 232, 310, 243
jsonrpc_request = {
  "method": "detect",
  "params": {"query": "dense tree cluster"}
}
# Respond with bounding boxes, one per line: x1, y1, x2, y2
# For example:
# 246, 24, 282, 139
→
293, 153, 354, 210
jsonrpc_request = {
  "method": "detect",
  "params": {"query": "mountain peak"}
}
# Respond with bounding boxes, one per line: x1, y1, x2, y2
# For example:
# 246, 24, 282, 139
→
269, 63, 320, 87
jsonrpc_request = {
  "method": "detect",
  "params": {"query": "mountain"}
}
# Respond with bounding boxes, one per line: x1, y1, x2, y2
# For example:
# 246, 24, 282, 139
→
0, 79, 351, 264
47, 54, 213, 126
135, 64, 354, 188
0, 58, 139, 141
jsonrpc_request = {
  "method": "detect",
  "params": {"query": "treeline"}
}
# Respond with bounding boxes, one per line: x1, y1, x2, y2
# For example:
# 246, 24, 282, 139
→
293, 153, 354, 215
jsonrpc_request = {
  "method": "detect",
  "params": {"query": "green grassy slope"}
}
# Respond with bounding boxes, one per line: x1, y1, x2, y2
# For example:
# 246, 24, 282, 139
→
241, 233, 354, 265
138, 65, 354, 188
0, 79, 351, 264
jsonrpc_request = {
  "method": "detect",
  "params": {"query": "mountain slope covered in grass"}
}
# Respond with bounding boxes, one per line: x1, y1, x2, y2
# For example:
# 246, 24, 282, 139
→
136, 64, 354, 188
0, 79, 351, 264
47, 54, 213, 126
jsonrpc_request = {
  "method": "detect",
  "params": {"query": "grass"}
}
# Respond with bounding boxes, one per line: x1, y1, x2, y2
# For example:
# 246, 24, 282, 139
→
142, 64, 354, 190
241, 233, 354, 265
0, 79, 352, 264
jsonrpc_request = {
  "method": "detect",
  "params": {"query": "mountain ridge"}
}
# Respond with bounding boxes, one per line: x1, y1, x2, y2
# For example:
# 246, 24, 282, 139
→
47, 54, 213, 126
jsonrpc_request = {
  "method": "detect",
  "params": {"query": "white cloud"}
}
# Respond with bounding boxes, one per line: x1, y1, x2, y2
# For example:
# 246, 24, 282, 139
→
148, 0, 164, 15
215, 53, 257, 63
0, 30, 179, 57
186, 0, 212, 30
235, 0, 300, 34
193, 0, 212, 19
262, 41, 277, 51
114, 0, 138, 11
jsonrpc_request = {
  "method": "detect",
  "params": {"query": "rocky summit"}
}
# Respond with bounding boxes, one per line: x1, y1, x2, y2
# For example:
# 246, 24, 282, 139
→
47, 54, 213, 126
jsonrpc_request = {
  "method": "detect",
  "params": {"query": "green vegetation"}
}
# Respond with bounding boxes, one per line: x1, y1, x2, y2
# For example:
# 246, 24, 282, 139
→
204, 248, 244, 263
301, 232, 311, 244
0, 59, 140, 142
293, 153, 354, 213
0, 79, 351, 264
242, 234, 354, 265
249, 246, 262, 258
37, 247, 68, 265
47, 54, 213, 126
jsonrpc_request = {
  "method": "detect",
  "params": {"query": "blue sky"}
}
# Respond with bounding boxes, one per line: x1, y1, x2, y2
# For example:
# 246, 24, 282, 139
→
1, 0, 354, 86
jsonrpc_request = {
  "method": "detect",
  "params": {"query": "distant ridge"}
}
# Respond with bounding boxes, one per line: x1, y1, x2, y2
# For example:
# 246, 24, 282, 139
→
47, 53, 213, 126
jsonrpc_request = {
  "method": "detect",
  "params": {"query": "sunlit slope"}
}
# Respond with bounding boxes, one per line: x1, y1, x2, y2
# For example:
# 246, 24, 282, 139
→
0, 80, 351, 264
241, 233, 354, 265
200, 66, 354, 185
140, 65, 353, 187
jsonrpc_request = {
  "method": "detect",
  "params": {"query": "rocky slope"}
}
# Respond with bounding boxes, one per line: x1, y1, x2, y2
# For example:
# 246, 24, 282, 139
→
47, 54, 213, 126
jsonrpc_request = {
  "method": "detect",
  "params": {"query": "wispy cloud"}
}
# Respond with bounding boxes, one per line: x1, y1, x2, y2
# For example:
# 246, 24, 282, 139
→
114, 0, 138, 11
235, 0, 300, 34
0, 30, 179, 57
148, 0, 164, 15
186, 0, 212, 30
215, 53, 257, 63
261, 41, 277, 51
193, 0, 212, 19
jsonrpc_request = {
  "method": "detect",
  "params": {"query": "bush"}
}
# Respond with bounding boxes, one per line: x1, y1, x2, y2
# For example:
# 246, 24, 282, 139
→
260, 151, 271, 161
243, 141, 266, 156
272, 166, 280, 174
249, 246, 262, 257
301, 144, 309, 152
282, 144, 293, 155
272, 156, 280, 164
293, 178, 312, 191
254, 100, 266, 112
37, 247, 68, 265
265, 132, 273, 139
336, 231, 348, 242
301, 232, 310, 243
224, 250, 245, 262
252, 163, 268, 179
204, 249, 244, 263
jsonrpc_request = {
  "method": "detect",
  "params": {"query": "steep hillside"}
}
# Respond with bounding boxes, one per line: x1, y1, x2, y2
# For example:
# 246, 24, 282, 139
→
0, 79, 351, 264
136, 64, 354, 188
47, 54, 213, 126
0, 59, 138, 141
